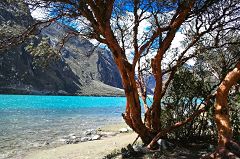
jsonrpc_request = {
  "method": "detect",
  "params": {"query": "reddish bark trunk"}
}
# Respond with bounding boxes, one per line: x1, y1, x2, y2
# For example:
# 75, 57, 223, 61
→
150, 58, 163, 132
214, 62, 240, 147
122, 78, 153, 144
203, 62, 240, 158
115, 57, 153, 144
136, 61, 152, 130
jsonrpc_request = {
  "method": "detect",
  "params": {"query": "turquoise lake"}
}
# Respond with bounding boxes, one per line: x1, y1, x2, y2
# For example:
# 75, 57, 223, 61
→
0, 95, 127, 159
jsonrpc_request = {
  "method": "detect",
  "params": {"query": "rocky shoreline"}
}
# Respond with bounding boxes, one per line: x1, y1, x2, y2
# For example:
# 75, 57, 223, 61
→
58, 127, 131, 145
20, 125, 133, 159
22, 126, 215, 159
0, 122, 132, 159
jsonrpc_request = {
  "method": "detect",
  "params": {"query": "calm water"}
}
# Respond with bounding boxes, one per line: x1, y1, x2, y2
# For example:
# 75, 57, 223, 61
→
0, 95, 126, 159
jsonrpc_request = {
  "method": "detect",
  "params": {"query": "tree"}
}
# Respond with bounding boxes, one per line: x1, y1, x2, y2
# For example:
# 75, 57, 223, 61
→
192, 27, 240, 157
205, 62, 240, 158
1, 0, 240, 153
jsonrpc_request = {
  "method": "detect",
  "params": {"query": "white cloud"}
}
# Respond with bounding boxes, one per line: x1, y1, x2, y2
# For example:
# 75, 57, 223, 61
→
171, 31, 185, 51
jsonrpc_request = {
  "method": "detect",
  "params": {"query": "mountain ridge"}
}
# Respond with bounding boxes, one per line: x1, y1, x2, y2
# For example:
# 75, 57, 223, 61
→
0, 0, 124, 96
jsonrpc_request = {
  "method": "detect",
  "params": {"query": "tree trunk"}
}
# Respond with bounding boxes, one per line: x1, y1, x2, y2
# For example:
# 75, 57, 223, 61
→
114, 57, 154, 144
214, 62, 240, 147
204, 62, 240, 158
105, 36, 155, 145
150, 58, 163, 133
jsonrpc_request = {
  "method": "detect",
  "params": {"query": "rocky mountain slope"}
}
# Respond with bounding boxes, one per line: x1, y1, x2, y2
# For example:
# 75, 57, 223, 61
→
0, 0, 124, 96
41, 22, 123, 89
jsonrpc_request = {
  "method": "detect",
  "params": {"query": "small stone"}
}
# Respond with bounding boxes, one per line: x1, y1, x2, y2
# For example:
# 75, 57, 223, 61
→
133, 145, 149, 153
84, 129, 96, 136
62, 136, 69, 139
100, 132, 118, 137
58, 138, 66, 143
80, 137, 92, 142
65, 139, 80, 144
157, 139, 175, 150
92, 135, 101, 140
127, 126, 133, 131
70, 136, 76, 139
119, 128, 128, 133
72, 139, 80, 144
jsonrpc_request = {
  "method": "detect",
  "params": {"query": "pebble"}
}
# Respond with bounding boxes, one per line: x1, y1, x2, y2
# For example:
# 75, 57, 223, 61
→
56, 128, 120, 145
119, 128, 128, 133
58, 139, 66, 143
62, 136, 69, 139
100, 132, 118, 137
65, 139, 80, 144
127, 126, 133, 131
70, 135, 76, 139
84, 129, 96, 136
80, 137, 92, 142
157, 139, 175, 150
92, 135, 101, 140
69, 133, 75, 136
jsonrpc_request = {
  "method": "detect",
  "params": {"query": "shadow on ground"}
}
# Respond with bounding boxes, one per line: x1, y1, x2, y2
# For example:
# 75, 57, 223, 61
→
104, 141, 214, 159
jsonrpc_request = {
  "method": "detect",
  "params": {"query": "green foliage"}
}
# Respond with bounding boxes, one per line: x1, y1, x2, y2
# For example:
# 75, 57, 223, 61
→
4, 0, 29, 11
162, 67, 216, 141
170, 67, 209, 99
229, 93, 240, 141
25, 37, 60, 68
0, 22, 25, 39
194, 30, 240, 82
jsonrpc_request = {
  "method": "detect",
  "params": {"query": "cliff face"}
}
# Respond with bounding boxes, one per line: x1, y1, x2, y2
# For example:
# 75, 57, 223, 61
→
0, 0, 81, 95
41, 22, 123, 89
0, 0, 124, 96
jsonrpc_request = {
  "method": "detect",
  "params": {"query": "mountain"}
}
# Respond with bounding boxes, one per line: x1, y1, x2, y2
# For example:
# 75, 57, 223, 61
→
0, 0, 124, 96
41, 22, 123, 89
